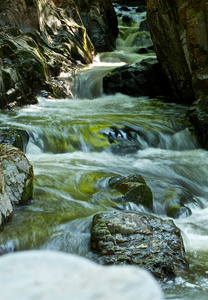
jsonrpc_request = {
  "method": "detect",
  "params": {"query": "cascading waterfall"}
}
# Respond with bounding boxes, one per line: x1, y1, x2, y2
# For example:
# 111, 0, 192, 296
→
1, 4, 208, 300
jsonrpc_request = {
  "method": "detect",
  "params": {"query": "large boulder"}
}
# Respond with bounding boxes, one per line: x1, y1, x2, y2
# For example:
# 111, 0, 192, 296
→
146, 0, 208, 104
74, 0, 119, 52
0, 250, 163, 300
91, 211, 189, 282
0, 0, 94, 108
0, 145, 33, 227
103, 58, 171, 97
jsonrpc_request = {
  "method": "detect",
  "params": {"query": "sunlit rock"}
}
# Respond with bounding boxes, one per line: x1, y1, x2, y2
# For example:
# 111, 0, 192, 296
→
0, 145, 33, 227
91, 211, 189, 282
0, 250, 164, 300
74, 0, 119, 52
0, 0, 94, 107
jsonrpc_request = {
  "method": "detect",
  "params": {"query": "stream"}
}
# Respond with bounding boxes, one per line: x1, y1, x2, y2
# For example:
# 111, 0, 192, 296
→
1, 5, 208, 300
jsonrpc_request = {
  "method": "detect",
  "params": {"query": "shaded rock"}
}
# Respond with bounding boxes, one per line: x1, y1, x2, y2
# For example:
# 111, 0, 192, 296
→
188, 98, 208, 149
75, 0, 118, 52
146, 0, 208, 104
103, 58, 171, 97
0, 145, 33, 214
0, 129, 29, 152
0, 250, 163, 300
91, 211, 189, 282
109, 175, 153, 210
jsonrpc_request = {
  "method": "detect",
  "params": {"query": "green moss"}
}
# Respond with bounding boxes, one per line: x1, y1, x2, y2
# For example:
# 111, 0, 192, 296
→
20, 166, 34, 204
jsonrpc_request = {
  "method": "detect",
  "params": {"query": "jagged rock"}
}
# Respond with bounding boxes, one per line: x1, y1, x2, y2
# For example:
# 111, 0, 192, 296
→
91, 211, 189, 282
0, 145, 33, 227
74, 0, 118, 52
103, 58, 171, 97
0, 0, 94, 107
0, 129, 29, 152
0, 250, 163, 300
146, 0, 208, 104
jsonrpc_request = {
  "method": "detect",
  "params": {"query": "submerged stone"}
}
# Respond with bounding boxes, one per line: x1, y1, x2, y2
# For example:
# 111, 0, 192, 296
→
91, 211, 189, 282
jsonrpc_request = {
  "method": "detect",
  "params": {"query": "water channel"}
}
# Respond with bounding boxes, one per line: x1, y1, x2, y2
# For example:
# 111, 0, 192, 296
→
1, 5, 208, 300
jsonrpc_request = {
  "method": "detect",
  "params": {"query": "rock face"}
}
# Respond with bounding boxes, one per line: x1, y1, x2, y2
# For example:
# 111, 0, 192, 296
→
0, 0, 94, 108
146, 0, 208, 104
0, 145, 33, 227
103, 58, 171, 97
91, 211, 188, 282
75, 0, 118, 52
0, 250, 163, 300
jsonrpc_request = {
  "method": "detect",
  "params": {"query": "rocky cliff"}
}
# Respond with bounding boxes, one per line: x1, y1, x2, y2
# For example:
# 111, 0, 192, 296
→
146, 0, 208, 147
0, 0, 118, 108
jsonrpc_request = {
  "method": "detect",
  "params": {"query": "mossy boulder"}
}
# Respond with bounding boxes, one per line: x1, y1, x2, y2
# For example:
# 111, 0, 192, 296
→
109, 174, 153, 210
91, 211, 189, 282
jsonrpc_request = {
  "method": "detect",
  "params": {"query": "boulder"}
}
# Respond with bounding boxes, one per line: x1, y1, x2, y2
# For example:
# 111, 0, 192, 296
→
103, 58, 171, 97
109, 175, 153, 210
146, 0, 208, 104
0, 0, 94, 108
0, 145, 33, 227
91, 211, 189, 282
74, 0, 119, 52
0, 250, 163, 300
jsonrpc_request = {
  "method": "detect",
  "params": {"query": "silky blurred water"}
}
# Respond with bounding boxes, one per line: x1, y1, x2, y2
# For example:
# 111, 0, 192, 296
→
1, 5, 208, 299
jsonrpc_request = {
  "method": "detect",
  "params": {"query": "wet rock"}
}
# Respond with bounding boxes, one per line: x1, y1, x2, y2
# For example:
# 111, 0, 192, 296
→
0, 129, 29, 152
91, 211, 189, 282
146, 0, 208, 104
0, 145, 33, 227
0, 250, 163, 300
109, 175, 153, 210
103, 125, 144, 155
103, 58, 171, 97
74, 0, 118, 52
0, 0, 94, 107
188, 98, 208, 149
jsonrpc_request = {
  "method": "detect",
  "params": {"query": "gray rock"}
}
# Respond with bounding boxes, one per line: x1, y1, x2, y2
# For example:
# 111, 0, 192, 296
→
91, 211, 188, 282
0, 250, 163, 300
0, 145, 33, 227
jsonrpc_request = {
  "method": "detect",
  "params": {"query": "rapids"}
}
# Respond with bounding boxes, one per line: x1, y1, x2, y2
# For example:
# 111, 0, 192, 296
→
1, 4, 208, 300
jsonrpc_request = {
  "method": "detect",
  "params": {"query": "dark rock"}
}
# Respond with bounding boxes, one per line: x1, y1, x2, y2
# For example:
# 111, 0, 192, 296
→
74, 0, 118, 52
188, 98, 208, 149
136, 5, 146, 13
122, 15, 132, 24
91, 211, 189, 282
0, 129, 29, 152
139, 19, 150, 32
146, 0, 208, 104
109, 175, 153, 210
103, 58, 172, 98
102, 126, 144, 155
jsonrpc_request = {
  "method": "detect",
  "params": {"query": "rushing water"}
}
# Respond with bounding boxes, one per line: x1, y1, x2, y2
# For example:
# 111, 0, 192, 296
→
1, 5, 208, 300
